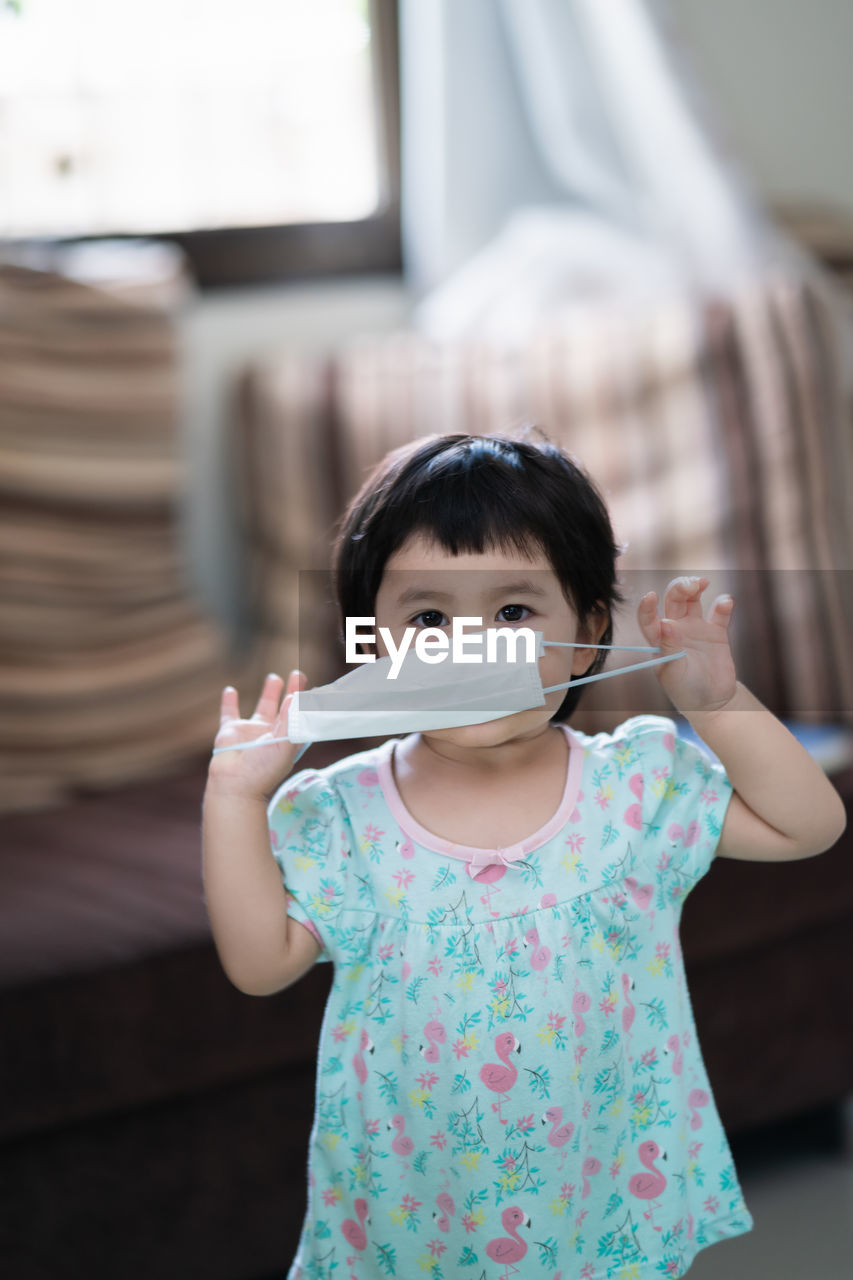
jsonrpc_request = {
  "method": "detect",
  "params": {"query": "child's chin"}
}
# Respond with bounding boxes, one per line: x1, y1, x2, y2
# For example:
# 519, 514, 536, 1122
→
425, 711, 547, 744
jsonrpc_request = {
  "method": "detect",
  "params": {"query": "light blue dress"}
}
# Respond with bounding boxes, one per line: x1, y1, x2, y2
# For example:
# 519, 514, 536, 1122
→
267, 714, 754, 1279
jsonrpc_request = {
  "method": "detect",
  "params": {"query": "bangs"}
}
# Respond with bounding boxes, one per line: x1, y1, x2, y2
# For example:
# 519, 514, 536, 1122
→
388, 441, 549, 563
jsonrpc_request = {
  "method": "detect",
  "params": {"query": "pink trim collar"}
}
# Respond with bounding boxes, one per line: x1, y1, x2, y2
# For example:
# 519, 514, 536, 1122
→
375, 724, 584, 872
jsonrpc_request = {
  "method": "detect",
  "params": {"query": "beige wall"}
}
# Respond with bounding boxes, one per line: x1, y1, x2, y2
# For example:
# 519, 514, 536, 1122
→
673, 0, 853, 216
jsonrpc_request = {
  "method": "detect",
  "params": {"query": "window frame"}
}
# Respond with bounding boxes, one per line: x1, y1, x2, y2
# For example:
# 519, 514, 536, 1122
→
1, 0, 401, 291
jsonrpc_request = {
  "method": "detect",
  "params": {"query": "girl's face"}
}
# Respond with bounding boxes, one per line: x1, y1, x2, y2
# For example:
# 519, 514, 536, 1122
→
370, 532, 607, 751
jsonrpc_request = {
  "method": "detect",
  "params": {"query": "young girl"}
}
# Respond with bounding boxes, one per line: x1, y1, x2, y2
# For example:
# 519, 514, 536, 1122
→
202, 431, 846, 1280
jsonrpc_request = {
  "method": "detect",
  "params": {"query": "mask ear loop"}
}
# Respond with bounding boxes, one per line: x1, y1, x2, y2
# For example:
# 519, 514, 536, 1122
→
540, 643, 687, 692
542, 642, 675, 651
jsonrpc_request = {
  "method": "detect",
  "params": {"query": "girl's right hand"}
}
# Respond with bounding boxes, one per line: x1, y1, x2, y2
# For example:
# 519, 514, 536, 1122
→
206, 670, 309, 801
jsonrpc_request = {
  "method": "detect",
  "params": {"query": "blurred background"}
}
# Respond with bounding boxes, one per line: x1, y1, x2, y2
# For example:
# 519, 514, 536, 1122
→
1, 1, 852, 1276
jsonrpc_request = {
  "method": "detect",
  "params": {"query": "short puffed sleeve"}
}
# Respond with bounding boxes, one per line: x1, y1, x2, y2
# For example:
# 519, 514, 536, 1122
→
618, 714, 734, 907
266, 767, 350, 964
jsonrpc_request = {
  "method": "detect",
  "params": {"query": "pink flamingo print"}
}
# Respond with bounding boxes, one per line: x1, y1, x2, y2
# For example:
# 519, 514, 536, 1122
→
523, 926, 551, 992
624, 875, 654, 915
468, 860, 506, 912
396, 834, 415, 859
624, 773, 644, 830
688, 1088, 710, 1130
628, 1140, 667, 1228
572, 982, 591, 1037
399, 944, 411, 982
581, 1155, 602, 1199
543, 1105, 574, 1170
432, 1191, 455, 1232
621, 974, 636, 1035
388, 1113, 414, 1176
540, 892, 557, 909
523, 926, 551, 971
485, 1206, 530, 1278
479, 1032, 521, 1122
341, 1198, 369, 1251
543, 1105, 574, 1148
353, 1029, 374, 1091
419, 1019, 446, 1063
668, 820, 700, 847
357, 767, 379, 805
665, 1033, 684, 1075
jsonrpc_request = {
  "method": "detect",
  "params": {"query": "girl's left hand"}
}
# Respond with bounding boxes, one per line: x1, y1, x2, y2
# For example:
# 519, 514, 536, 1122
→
637, 576, 737, 718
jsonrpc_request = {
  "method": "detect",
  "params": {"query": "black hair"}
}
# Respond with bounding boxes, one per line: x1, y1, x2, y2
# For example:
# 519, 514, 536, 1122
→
331, 426, 625, 721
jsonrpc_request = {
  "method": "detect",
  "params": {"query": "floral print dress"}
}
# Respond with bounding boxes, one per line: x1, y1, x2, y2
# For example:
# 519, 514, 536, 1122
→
266, 714, 754, 1279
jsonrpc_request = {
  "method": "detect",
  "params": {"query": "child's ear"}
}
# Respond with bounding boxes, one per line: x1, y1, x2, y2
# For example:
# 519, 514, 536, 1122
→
577, 605, 610, 647
570, 606, 610, 675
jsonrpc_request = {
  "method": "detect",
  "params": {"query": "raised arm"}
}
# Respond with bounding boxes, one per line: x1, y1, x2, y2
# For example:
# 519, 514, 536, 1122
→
202, 671, 321, 994
638, 578, 847, 862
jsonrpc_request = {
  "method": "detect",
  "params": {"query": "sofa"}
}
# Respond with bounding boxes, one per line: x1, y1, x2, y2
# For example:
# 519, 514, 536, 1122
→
3, 265, 853, 1278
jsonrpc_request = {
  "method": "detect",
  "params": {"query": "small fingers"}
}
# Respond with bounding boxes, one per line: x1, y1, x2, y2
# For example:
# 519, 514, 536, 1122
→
637, 591, 659, 625
665, 574, 709, 600
637, 591, 663, 646
663, 575, 709, 620
252, 672, 285, 721
220, 685, 240, 723
708, 593, 735, 629
275, 670, 308, 726
285, 669, 307, 698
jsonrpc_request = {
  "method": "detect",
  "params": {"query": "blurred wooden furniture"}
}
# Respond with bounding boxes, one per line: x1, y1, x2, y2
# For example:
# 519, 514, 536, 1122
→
0, 239, 254, 815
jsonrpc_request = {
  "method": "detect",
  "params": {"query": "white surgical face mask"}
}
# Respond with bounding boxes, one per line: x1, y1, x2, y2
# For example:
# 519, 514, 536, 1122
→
212, 631, 686, 764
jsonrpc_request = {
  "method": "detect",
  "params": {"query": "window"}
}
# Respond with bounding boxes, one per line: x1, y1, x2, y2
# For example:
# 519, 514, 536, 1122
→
0, 0, 401, 287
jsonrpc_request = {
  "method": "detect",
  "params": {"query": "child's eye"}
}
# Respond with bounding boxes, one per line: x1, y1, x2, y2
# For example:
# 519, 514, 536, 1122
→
410, 610, 448, 628
497, 604, 532, 623
410, 606, 532, 627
